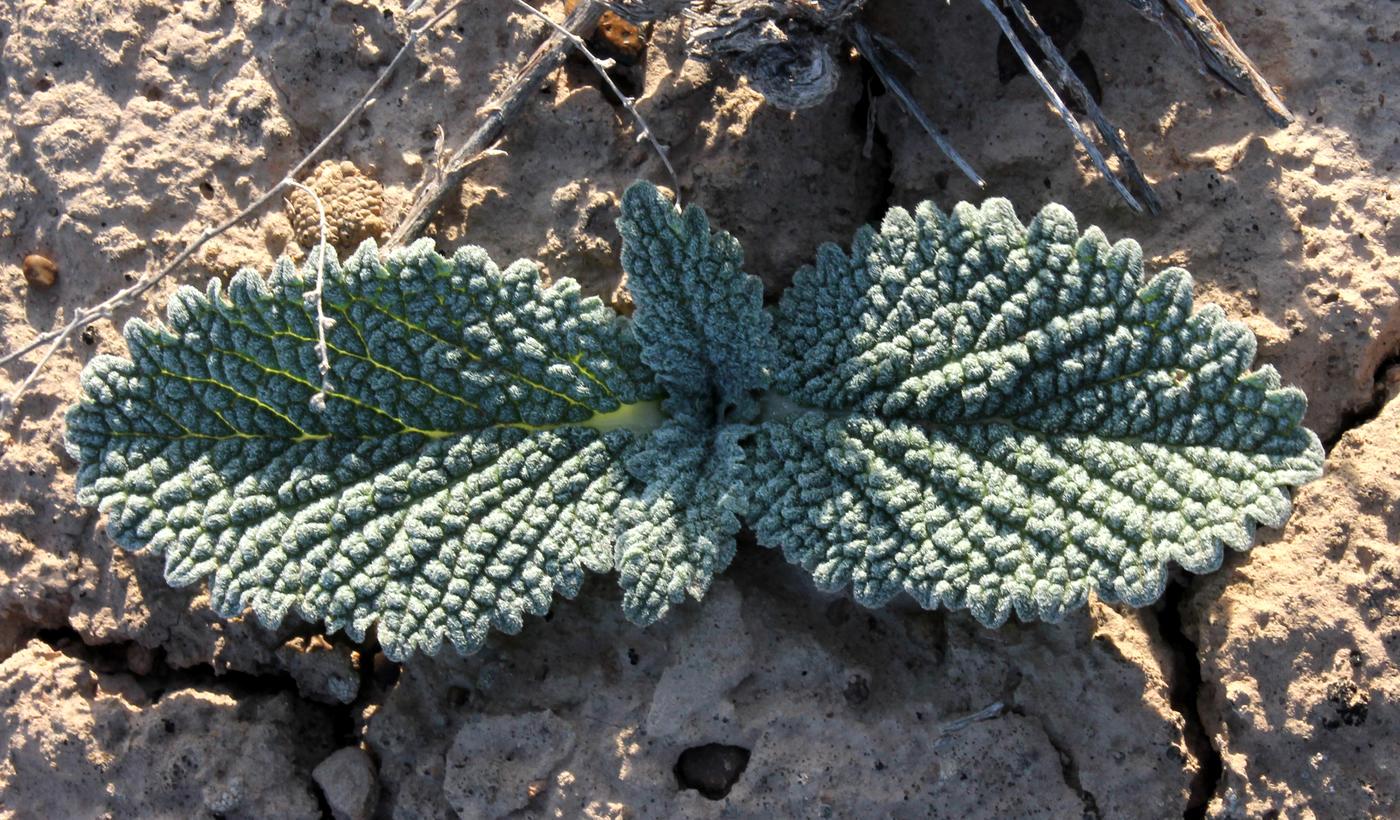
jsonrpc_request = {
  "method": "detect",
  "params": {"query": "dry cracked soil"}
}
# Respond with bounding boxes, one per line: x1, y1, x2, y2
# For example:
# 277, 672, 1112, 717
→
0, 1, 1397, 818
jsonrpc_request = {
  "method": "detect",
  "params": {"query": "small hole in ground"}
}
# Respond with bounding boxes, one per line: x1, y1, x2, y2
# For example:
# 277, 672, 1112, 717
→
674, 743, 751, 800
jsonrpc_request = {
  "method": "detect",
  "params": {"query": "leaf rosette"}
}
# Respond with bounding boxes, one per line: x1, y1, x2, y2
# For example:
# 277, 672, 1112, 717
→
66, 183, 1323, 657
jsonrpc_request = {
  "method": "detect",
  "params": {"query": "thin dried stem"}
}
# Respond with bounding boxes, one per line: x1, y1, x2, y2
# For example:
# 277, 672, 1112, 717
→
390, 0, 679, 245
1005, 0, 1161, 214
932, 701, 1006, 750
506, 0, 680, 197
285, 181, 334, 408
1123, 0, 1292, 126
977, 0, 1145, 213
390, 1, 604, 244
0, 1, 470, 425
852, 23, 985, 189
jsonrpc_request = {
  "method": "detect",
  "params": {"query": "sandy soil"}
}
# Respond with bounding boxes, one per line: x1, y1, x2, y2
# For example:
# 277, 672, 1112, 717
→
0, 0, 1396, 817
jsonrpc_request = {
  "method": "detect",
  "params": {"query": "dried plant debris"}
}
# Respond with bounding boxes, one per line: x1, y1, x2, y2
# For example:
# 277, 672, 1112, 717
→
603, 0, 691, 22
1119, 0, 1293, 125
688, 0, 867, 111
683, 0, 1287, 210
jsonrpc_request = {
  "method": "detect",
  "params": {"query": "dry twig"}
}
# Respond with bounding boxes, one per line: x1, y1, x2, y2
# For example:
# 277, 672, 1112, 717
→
390, 1, 604, 245
1122, 0, 1292, 126
1004, 0, 1161, 213
390, 0, 679, 245
852, 23, 985, 189
931, 701, 1006, 750
977, 0, 1145, 213
505, 0, 680, 196
285, 181, 334, 409
0, 1, 472, 425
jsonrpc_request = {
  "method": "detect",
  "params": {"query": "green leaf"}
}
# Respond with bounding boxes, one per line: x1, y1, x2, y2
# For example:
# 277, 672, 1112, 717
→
752, 199, 1324, 624
65, 239, 661, 659
614, 411, 749, 625
618, 182, 775, 415
612, 182, 775, 623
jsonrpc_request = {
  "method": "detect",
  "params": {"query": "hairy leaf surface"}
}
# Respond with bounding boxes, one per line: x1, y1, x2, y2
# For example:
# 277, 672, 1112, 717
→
612, 182, 774, 623
618, 182, 775, 412
65, 240, 660, 659
614, 413, 749, 624
753, 199, 1324, 624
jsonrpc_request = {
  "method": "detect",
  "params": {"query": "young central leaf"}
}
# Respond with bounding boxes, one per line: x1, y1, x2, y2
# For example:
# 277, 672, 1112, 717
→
65, 240, 660, 660
612, 182, 776, 625
752, 199, 1324, 625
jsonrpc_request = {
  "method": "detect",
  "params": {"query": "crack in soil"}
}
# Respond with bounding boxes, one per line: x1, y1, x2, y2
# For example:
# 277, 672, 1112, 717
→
851, 56, 898, 223
1040, 717, 1102, 820
1155, 581, 1223, 819
1324, 356, 1400, 451
31, 624, 362, 819
1000, 665, 1101, 819
1011, 702, 1102, 820
35, 624, 299, 700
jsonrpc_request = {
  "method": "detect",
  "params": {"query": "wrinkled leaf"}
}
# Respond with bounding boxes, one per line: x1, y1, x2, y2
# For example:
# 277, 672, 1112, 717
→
752, 199, 1324, 624
612, 182, 774, 623
66, 240, 660, 659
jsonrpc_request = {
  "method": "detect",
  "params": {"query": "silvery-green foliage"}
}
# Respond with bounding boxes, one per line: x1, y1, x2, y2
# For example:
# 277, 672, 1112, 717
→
612, 182, 775, 624
615, 411, 750, 624
750, 199, 1324, 625
617, 182, 775, 416
66, 239, 659, 660
66, 182, 1324, 658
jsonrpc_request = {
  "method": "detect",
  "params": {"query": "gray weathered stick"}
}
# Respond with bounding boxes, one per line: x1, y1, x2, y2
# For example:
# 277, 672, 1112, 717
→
978, 0, 1145, 213
1005, 0, 1161, 214
1121, 0, 1292, 126
851, 23, 985, 189
931, 701, 1005, 750
389, 1, 607, 246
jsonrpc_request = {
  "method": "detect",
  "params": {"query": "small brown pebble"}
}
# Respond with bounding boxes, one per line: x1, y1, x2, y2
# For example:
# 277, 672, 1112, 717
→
564, 0, 646, 65
22, 254, 57, 289
596, 12, 645, 64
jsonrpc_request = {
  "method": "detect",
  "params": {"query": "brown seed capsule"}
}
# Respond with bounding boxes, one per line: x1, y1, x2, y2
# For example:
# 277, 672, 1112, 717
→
22, 254, 57, 289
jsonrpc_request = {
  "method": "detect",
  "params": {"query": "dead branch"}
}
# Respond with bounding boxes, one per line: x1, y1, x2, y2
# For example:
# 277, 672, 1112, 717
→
389, 1, 604, 245
1121, 0, 1293, 126
851, 23, 985, 189
686, 0, 866, 111
390, 0, 605, 245
504, 0, 680, 199
931, 701, 1006, 750
1004, 0, 1161, 213
389, 0, 680, 246
977, 0, 1145, 213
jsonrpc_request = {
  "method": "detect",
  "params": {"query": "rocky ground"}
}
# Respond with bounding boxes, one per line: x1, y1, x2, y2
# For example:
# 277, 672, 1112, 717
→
0, 0, 1396, 817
